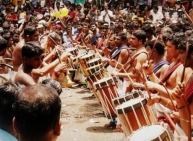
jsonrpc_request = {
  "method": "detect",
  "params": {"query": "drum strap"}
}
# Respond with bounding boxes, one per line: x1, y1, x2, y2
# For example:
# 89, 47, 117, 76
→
185, 73, 193, 102
159, 61, 181, 84
123, 51, 148, 71
104, 46, 128, 68
153, 60, 170, 74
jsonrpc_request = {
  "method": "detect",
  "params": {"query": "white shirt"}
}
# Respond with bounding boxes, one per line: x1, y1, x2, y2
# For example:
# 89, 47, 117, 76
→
150, 10, 164, 24
100, 10, 113, 25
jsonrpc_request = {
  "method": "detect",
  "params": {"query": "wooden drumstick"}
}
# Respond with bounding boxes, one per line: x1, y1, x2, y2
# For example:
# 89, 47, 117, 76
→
180, 41, 191, 141
156, 103, 181, 135
113, 61, 134, 85
48, 35, 62, 63
148, 36, 159, 64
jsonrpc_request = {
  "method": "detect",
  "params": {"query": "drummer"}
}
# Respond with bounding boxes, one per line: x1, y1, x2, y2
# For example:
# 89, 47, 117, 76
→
14, 41, 71, 86
110, 29, 148, 93
147, 38, 193, 140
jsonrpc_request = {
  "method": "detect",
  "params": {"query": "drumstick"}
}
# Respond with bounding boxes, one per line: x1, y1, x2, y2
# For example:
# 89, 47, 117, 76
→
141, 74, 181, 135
141, 70, 151, 99
180, 41, 191, 141
148, 36, 159, 63
48, 35, 61, 63
114, 61, 134, 85
156, 103, 181, 135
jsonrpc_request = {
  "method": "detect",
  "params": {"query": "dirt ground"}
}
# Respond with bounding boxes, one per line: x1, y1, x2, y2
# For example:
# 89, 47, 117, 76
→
57, 86, 127, 141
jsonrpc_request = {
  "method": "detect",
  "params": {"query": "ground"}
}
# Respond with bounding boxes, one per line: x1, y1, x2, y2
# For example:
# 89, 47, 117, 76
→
57, 86, 127, 141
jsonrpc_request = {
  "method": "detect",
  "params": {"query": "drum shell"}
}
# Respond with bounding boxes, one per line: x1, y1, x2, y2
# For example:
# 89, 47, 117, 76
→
86, 69, 107, 102
116, 98, 153, 136
78, 54, 95, 70
84, 64, 103, 77
93, 77, 119, 118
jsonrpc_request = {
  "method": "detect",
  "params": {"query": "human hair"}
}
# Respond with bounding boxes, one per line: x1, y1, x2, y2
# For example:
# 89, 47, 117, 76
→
118, 32, 127, 42
162, 32, 171, 43
2, 32, 12, 41
0, 82, 22, 127
40, 79, 62, 95
0, 37, 8, 50
132, 29, 146, 44
22, 41, 44, 58
167, 32, 185, 48
48, 32, 61, 41
13, 84, 61, 138
142, 24, 154, 35
146, 40, 165, 56
153, 5, 158, 11
24, 26, 37, 38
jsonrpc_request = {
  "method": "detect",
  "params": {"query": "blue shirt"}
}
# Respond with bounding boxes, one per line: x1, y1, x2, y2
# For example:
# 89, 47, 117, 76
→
0, 129, 18, 141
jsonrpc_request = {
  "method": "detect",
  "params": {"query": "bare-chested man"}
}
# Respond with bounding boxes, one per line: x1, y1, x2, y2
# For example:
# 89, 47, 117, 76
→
111, 30, 148, 93
14, 41, 71, 86
12, 26, 39, 71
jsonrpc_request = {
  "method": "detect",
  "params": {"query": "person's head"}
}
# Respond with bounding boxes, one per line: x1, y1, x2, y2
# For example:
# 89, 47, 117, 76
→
153, 5, 158, 13
40, 79, 62, 95
130, 29, 146, 47
76, 22, 83, 32
90, 23, 97, 32
177, 38, 193, 67
133, 18, 142, 29
48, 32, 61, 48
146, 40, 165, 59
83, 22, 90, 33
165, 33, 184, 61
0, 37, 7, 56
2, 32, 13, 48
115, 32, 127, 47
0, 82, 22, 132
12, 30, 20, 44
22, 41, 44, 69
104, 3, 108, 11
13, 84, 62, 141
108, 34, 116, 48
24, 26, 39, 42
115, 25, 123, 34
142, 24, 154, 39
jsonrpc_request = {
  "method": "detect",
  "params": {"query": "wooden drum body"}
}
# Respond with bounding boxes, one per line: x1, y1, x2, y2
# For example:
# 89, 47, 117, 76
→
78, 53, 95, 70
86, 69, 107, 102
93, 76, 119, 119
116, 97, 154, 136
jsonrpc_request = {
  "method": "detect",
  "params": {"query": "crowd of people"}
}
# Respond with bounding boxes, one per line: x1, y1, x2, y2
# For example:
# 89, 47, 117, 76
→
0, 0, 193, 140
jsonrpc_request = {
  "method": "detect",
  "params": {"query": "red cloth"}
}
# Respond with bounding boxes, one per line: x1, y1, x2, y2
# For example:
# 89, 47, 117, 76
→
185, 75, 193, 102
159, 61, 181, 84
69, 10, 76, 23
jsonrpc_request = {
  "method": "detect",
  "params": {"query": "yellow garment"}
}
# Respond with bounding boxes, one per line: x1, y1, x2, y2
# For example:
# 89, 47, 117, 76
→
132, 15, 144, 23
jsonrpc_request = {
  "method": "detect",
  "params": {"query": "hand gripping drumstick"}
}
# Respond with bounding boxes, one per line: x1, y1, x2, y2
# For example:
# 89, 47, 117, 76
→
113, 61, 135, 85
180, 42, 191, 141
141, 74, 181, 135
48, 35, 62, 63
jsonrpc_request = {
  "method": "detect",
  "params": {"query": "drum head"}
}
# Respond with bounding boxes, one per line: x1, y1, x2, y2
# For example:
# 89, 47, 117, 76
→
112, 91, 140, 105
128, 125, 169, 141
87, 58, 102, 67
94, 76, 117, 89
116, 98, 147, 114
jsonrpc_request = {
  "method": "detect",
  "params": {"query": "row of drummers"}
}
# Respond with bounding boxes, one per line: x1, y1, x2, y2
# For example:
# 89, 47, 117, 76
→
65, 47, 173, 141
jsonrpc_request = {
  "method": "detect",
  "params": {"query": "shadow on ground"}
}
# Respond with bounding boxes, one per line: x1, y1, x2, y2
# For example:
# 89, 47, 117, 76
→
86, 126, 116, 133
